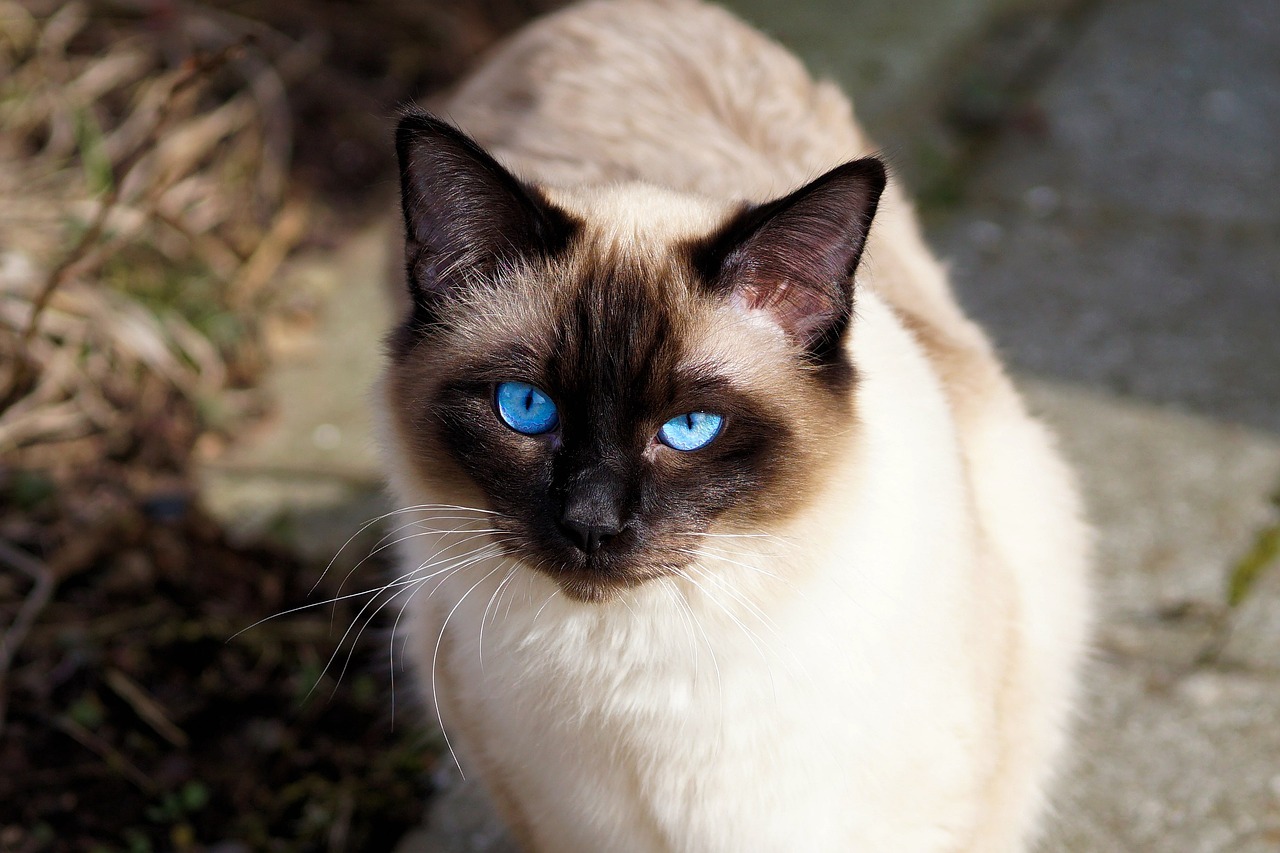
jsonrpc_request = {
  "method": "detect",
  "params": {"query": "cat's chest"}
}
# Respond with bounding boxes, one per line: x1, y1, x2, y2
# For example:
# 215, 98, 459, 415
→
450, 582, 788, 718
427, 573, 988, 851
433, 567, 952, 765
430, 574, 820, 752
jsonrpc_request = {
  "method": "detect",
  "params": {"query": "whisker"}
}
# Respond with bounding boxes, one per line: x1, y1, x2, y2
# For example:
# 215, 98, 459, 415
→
688, 564, 811, 686
489, 567, 520, 629
479, 564, 518, 672
364, 515, 507, 570
676, 568, 782, 701
500, 574, 521, 623
431, 564, 505, 777
687, 563, 783, 635
671, 530, 796, 549
672, 546, 785, 582
335, 524, 510, 606
230, 569, 458, 640
311, 503, 503, 593
662, 578, 700, 685
353, 511, 507, 563
531, 588, 559, 626
332, 572, 427, 704
305, 543, 507, 702
689, 544, 861, 673
388, 553, 507, 721
671, 575, 725, 728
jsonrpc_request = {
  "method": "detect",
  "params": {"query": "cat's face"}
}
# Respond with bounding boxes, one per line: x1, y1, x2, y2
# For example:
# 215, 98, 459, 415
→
385, 113, 884, 602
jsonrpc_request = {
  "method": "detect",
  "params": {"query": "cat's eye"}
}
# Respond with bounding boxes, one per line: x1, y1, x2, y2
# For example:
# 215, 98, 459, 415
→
658, 412, 723, 452
495, 381, 559, 435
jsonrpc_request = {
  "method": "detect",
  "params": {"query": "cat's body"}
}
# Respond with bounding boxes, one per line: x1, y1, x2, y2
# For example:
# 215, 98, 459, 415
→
377, 1, 1090, 851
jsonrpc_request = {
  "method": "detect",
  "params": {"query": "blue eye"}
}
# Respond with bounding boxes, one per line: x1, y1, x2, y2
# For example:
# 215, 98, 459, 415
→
658, 412, 724, 451
495, 381, 559, 435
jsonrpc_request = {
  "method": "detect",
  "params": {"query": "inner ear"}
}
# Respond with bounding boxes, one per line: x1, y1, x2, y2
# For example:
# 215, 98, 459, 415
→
395, 111, 578, 312
691, 158, 886, 357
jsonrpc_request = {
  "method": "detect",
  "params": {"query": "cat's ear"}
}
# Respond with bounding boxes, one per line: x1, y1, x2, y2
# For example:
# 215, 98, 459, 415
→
395, 111, 577, 309
694, 158, 886, 357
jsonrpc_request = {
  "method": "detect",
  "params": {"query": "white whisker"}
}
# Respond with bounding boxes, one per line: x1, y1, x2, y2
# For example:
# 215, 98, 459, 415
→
688, 564, 811, 687
431, 564, 505, 777
479, 564, 518, 672
337, 522, 510, 597
676, 567, 783, 703
532, 588, 559, 626
305, 542, 507, 702
669, 577, 725, 715
661, 580, 697, 681
311, 502, 502, 593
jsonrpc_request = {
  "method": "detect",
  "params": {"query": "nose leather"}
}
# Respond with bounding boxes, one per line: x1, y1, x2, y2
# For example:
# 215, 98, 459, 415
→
558, 466, 626, 554
560, 516, 621, 553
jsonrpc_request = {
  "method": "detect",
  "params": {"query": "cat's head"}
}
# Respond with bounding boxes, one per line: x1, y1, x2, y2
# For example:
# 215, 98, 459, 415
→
384, 112, 884, 603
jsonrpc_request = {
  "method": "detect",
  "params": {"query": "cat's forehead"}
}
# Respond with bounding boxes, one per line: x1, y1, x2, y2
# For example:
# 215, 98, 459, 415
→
510, 235, 710, 391
427, 182, 799, 398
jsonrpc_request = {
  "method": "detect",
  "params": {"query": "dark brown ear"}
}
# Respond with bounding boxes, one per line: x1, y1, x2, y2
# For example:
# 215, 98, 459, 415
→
395, 111, 577, 314
692, 158, 886, 364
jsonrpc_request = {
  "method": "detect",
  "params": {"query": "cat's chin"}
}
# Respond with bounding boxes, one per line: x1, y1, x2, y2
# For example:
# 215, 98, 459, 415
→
524, 555, 679, 605
543, 566, 670, 605
555, 578, 626, 605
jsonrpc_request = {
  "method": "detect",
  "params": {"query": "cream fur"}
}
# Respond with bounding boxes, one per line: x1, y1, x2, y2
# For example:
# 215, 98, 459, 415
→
379, 1, 1091, 850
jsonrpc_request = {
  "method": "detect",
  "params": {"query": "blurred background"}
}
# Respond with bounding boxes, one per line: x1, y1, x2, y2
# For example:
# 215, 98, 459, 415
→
0, 0, 1276, 850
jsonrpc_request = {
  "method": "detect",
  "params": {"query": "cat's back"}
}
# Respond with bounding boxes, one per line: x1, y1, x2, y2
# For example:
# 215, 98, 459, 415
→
444, 0, 865, 199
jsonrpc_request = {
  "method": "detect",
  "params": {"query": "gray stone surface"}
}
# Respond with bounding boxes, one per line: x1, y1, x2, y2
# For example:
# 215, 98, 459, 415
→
1023, 380, 1280, 852
198, 224, 392, 561
396, 765, 518, 853
931, 0, 1280, 432
723, 0, 1054, 138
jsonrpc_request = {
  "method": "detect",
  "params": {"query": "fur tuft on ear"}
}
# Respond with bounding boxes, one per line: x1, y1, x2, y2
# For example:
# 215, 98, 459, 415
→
395, 111, 578, 312
692, 158, 886, 362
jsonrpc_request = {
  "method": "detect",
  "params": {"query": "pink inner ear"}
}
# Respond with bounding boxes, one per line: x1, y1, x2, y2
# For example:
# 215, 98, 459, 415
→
736, 279, 838, 341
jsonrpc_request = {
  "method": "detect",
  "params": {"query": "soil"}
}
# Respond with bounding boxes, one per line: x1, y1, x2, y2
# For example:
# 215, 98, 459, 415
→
0, 459, 434, 852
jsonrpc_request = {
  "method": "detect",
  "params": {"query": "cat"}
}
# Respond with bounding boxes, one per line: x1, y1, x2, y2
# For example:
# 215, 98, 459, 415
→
376, 0, 1091, 850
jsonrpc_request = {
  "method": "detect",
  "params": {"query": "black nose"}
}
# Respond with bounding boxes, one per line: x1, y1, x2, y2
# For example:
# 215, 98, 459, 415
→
559, 517, 622, 554
557, 461, 627, 555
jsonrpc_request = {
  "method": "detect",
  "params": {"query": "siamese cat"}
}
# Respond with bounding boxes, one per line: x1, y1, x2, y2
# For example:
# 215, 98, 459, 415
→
377, 0, 1090, 850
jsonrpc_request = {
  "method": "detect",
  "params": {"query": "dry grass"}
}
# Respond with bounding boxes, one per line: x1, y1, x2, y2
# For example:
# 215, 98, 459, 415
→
0, 0, 313, 461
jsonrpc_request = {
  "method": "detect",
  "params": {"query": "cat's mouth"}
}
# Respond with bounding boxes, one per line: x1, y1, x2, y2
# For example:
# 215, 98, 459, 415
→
503, 527, 691, 604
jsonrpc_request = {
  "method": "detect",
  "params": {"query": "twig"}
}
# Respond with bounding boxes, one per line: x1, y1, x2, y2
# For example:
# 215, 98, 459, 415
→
0, 539, 57, 737
227, 195, 310, 310
53, 714, 158, 794
104, 667, 189, 748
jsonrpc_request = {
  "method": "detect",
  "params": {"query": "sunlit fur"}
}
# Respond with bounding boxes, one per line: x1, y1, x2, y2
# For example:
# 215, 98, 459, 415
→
376, 1, 1091, 850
